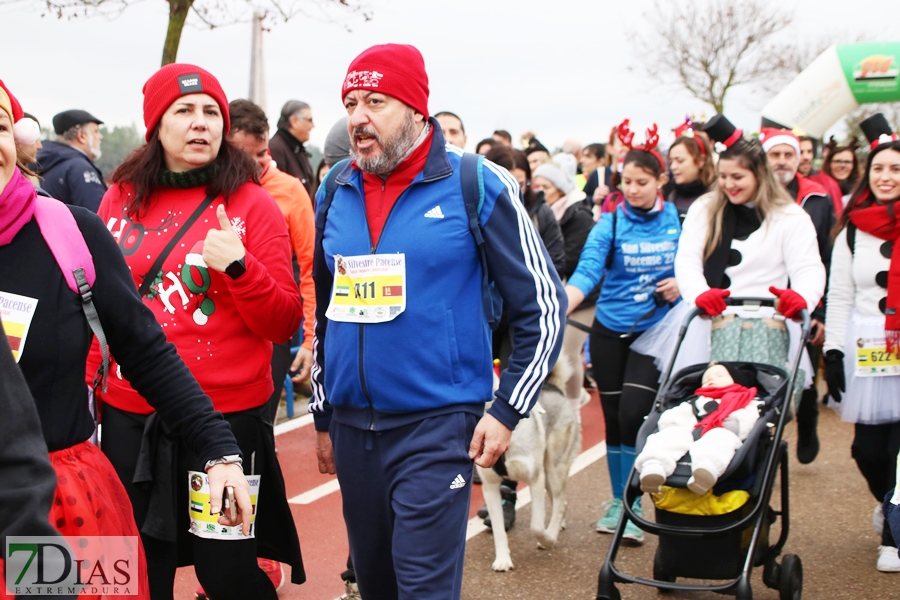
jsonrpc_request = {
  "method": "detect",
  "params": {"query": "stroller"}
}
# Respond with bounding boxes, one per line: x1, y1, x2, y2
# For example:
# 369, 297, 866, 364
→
597, 298, 810, 600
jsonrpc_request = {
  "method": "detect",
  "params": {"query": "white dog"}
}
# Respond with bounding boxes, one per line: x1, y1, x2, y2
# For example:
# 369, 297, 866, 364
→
478, 358, 582, 572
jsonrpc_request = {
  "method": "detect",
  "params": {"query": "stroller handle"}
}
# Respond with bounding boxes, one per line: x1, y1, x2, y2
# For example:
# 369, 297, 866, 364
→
667, 297, 812, 386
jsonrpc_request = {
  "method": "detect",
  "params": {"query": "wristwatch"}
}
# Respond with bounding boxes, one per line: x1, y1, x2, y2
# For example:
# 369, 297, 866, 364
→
204, 454, 243, 472
225, 256, 246, 280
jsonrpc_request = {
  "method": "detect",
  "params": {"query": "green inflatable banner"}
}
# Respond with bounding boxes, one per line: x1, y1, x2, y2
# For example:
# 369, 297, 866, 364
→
761, 42, 900, 137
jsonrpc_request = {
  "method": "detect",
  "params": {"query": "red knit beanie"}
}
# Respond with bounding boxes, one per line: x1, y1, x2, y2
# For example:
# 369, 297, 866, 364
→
342, 44, 429, 118
0, 79, 24, 123
142, 63, 230, 141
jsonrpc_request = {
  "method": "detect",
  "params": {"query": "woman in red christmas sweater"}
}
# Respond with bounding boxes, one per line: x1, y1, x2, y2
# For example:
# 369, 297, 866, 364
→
95, 64, 304, 599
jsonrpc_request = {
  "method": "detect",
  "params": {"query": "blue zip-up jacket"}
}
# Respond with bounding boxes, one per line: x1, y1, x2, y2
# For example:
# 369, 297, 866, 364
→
310, 121, 566, 432
35, 141, 106, 213
568, 199, 681, 333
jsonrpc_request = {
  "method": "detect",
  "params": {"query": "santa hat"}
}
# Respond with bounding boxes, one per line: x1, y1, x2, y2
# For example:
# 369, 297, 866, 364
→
142, 64, 230, 142
759, 127, 800, 155
860, 113, 899, 151
703, 114, 743, 149
342, 44, 430, 118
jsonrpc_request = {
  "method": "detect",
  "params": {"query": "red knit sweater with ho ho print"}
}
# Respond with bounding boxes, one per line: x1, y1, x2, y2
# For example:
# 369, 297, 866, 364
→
93, 181, 301, 415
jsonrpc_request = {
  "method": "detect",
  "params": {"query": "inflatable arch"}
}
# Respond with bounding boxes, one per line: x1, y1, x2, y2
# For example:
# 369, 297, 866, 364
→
761, 42, 900, 137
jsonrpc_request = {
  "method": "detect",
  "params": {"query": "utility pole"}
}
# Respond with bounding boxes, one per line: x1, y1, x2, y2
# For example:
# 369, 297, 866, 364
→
249, 13, 267, 111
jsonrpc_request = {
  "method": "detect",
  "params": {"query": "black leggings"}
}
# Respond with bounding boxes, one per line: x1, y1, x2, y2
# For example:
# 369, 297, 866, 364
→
589, 320, 660, 448
852, 421, 900, 547
102, 405, 277, 600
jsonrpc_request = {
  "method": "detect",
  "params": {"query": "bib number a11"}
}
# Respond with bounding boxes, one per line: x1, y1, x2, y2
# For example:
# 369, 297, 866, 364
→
326, 253, 406, 324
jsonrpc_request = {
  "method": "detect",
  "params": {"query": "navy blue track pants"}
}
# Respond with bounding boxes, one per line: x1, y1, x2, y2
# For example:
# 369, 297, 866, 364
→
331, 412, 478, 600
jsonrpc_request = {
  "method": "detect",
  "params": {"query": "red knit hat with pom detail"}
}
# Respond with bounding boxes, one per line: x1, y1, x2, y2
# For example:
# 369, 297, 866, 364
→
142, 63, 229, 141
342, 44, 430, 118
0, 79, 24, 123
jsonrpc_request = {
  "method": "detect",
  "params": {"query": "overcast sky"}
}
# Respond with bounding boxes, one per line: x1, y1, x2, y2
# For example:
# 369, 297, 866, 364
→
2, 0, 898, 152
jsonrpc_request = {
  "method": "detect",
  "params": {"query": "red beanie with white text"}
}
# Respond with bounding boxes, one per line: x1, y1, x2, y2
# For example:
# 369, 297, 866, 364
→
341, 44, 430, 118
142, 63, 230, 141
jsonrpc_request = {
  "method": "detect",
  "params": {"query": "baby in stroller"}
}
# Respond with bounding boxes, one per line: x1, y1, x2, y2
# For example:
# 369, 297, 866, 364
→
635, 363, 761, 496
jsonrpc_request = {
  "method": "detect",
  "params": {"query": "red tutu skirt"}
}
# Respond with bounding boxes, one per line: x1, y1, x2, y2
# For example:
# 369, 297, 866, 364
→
2, 441, 149, 599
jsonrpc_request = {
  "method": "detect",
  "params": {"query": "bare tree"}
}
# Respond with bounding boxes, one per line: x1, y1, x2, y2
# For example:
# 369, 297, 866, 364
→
841, 103, 900, 146
4, 0, 371, 65
632, 0, 793, 113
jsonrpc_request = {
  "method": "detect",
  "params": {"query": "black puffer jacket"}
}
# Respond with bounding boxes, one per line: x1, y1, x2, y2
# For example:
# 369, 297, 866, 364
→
527, 193, 566, 277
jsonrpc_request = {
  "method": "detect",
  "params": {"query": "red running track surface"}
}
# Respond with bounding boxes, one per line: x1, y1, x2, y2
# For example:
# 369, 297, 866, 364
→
173, 391, 606, 599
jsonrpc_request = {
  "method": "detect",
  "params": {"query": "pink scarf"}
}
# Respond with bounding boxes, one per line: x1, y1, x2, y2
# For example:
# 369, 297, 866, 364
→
0, 168, 36, 246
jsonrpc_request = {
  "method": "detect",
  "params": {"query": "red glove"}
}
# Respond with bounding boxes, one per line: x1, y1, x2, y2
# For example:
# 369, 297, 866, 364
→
695, 288, 730, 316
769, 286, 806, 318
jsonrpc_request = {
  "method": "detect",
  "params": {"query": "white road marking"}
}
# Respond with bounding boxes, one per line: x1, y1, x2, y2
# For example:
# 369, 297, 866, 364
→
274, 413, 314, 436
288, 478, 341, 505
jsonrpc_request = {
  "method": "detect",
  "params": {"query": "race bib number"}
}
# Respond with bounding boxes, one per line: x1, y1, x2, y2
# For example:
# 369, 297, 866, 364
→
188, 471, 260, 540
856, 335, 900, 377
0, 291, 38, 363
326, 253, 406, 323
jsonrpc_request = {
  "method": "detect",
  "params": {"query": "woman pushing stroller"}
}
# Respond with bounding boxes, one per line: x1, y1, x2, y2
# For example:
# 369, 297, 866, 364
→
631, 113, 825, 382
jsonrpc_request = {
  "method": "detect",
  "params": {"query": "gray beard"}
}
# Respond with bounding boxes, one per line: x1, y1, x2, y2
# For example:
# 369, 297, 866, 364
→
351, 110, 418, 176
774, 168, 794, 185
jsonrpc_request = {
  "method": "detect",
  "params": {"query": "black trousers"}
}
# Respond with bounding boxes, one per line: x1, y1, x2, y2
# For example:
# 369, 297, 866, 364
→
102, 405, 277, 600
852, 421, 900, 546
589, 321, 660, 448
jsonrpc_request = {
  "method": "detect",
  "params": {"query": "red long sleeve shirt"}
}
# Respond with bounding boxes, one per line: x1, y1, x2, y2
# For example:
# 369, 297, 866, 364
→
94, 182, 301, 414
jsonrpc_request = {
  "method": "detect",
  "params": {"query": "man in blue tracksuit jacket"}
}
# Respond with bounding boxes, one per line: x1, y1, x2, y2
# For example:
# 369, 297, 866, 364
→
310, 44, 566, 599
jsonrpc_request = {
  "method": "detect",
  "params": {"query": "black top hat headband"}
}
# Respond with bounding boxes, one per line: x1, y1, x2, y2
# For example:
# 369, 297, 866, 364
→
703, 114, 743, 149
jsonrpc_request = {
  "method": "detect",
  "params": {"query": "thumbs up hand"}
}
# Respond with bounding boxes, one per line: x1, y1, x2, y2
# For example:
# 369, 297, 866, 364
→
203, 205, 246, 273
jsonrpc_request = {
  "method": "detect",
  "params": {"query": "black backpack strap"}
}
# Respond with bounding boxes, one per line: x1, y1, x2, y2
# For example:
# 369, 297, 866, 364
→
73, 268, 109, 393
138, 192, 217, 298
460, 153, 500, 329
847, 222, 856, 256
314, 159, 351, 254
605, 208, 618, 270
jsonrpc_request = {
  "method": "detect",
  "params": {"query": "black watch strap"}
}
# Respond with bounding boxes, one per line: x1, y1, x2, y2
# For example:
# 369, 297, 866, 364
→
225, 257, 246, 280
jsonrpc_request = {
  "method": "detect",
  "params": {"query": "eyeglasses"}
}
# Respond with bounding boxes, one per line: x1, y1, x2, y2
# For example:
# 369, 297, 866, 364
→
831, 160, 853, 167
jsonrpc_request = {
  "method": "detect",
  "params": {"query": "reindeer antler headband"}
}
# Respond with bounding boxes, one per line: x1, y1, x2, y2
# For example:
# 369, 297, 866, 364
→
673, 116, 707, 157
618, 119, 665, 170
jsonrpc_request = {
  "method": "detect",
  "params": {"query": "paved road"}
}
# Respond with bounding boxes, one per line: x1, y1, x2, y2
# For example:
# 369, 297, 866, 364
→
171, 394, 898, 599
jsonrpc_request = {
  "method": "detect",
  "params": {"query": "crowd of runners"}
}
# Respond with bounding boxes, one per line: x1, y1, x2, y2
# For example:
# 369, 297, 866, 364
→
1, 41, 900, 600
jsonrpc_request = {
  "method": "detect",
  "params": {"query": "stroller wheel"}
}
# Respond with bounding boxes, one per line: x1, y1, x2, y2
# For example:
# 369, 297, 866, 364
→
653, 548, 675, 593
778, 554, 802, 600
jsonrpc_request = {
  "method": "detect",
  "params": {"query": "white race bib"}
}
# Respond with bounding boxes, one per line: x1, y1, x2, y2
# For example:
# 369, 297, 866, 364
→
855, 334, 900, 377
326, 253, 406, 324
188, 471, 260, 540
0, 291, 38, 363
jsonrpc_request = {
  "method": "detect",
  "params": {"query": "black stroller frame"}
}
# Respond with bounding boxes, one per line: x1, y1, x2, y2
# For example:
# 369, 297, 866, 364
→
597, 298, 810, 600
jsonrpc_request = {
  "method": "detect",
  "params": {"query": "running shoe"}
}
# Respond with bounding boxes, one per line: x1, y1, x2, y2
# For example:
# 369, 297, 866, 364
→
877, 545, 900, 572
258, 558, 285, 592
623, 499, 645, 543
595, 498, 623, 533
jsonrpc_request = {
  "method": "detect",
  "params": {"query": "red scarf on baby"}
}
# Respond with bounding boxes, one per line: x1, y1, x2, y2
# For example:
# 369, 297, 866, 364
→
848, 190, 900, 352
693, 384, 758, 436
